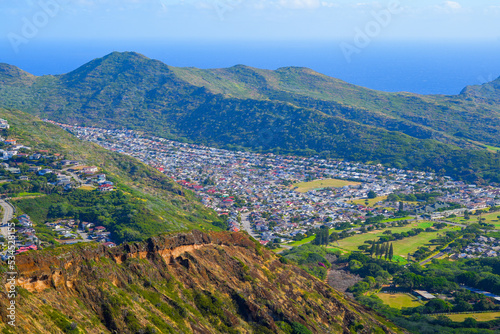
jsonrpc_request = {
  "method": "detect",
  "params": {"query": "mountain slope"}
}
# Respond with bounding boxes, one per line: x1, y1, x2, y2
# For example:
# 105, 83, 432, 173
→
0, 230, 406, 334
0, 108, 221, 242
0, 52, 499, 184
173, 65, 500, 147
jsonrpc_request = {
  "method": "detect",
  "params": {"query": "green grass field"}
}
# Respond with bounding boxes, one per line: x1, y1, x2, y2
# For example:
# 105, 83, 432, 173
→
381, 217, 415, 223
292, 178, 360, 193
485, 145, 500, 153
390, 229, 459, 258
79, 185, 96, 191
333, 221, 432, 251
376, 293, 422, 309
15, 192, 45, 197
333, 222, 459, 259
445, 210, 500, 228
286, 235, 316, 247
442, 312, 500, 322
350, 196, 387, 207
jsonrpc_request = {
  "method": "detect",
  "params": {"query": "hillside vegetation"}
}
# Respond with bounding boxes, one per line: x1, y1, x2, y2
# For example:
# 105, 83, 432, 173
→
0, 52, 499, 184
0, 108, 221, 242
0, 230, 406, 334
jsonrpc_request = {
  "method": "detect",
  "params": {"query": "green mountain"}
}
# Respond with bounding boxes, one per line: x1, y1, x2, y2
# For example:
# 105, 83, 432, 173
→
0, 230, 406, 334
0, 52, 499, 184
0, 108, 221, 243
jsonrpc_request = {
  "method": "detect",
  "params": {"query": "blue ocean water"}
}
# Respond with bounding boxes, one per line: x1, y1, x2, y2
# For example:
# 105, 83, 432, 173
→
1, 39, 500, 95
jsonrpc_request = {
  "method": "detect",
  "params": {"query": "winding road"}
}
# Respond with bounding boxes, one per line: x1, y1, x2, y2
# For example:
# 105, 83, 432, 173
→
0, 199, 14, 239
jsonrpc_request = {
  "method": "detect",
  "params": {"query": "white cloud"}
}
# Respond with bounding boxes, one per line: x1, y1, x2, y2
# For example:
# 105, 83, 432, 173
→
434, 1, 463, 14
321, 1, 339, 8
443, 1, 461, 10
277, 0, 321, 9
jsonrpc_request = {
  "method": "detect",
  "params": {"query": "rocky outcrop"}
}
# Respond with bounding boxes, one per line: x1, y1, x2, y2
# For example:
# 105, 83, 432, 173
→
1, 231, 405, 333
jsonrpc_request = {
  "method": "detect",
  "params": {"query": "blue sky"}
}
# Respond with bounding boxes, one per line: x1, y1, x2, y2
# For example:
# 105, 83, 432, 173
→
1, 0, 499, 42
1, 0, 500, 94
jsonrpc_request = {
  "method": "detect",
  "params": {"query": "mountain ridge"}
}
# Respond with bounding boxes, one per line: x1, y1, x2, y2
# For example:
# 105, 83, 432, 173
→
0, 52, 498, 184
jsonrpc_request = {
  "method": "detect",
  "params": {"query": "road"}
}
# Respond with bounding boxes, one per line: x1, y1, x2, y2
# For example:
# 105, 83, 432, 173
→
240, 212, 259, 239
419, 252, 445, 265
0, 199, 14, 239
62, 168, 85, 186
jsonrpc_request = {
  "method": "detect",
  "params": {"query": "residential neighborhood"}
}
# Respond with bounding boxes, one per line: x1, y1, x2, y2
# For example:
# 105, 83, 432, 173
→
50, 121, 500, 246
0, 119, 117, 257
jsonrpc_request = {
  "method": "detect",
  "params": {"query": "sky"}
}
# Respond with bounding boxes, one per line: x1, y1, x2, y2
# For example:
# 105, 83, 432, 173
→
1, 0, 499, 43
0, 0, 499, 94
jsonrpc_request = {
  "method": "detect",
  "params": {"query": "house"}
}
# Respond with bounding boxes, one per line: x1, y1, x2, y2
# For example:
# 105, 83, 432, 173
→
62, 160, 79, 167
99, 184, 114, 192
6, 167, 20, 174
38, 169, 53, 176
413, 290, 436, 300
19, 175, 29, 181
0, 150, 9, 160
0, 119, 10, 129
56, 174, 72, 186
82, 166, 98, 174
29, 153, 42, 160
4, 139, 16, 145
103, 242, 116, 248
28, 166, 41, 173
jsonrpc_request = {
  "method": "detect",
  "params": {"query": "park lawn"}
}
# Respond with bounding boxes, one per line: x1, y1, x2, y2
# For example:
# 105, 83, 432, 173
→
15, 192, 44, 197
334, 221, 438, 252
442, 312, 500, 322
376, 293, 422, 309
292, 178, 360, 193
390, 226, 460, 258
444, 210, 500, 226
350, 196, 387, 207
392, 255, 408, 265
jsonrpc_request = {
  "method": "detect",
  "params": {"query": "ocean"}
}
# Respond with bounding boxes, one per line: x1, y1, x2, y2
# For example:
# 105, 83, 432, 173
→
1, 39, 500, 95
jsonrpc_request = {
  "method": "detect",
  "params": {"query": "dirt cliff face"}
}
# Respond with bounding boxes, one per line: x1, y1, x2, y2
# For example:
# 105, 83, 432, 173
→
0, 231, 404, 333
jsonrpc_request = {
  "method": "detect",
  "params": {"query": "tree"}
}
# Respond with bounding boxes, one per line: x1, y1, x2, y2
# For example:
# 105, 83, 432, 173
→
463, 318, 477, 329
388, 243, 394, 261
367, 190, 377, 199
379, 244, 386, 259
375, 244, 381, 258
384, 243, 389, 261
370, 243, 376, 257
313, 226, 329, 246
329, 232, 339, 243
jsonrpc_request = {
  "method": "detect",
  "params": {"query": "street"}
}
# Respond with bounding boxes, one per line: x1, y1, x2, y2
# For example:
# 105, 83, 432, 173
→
0, 199, 14, 239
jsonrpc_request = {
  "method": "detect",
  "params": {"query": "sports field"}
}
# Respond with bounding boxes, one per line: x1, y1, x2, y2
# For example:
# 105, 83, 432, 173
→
442, 312, 500, 322
376, 293, 422, 309
350, 196, 387, 207
292, 179, 360, 193
333, 222, 459, 259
